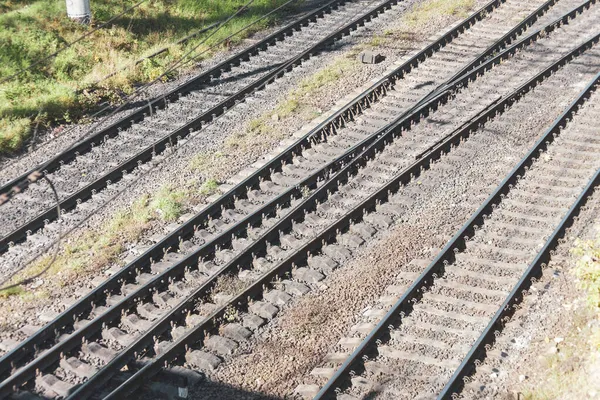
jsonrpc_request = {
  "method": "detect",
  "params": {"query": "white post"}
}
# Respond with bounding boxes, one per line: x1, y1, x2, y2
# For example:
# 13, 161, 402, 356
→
66, 0, 91, 24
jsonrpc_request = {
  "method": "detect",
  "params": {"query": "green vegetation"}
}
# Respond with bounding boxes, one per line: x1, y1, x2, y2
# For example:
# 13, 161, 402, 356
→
518, 233, 600, 400
199, 178, 219, 196
519, 310, 600, 400
0, 117, 31, 153
150, 185, 186, 221
404, 0, 475, 27
0, 285, 25, 299
0, 195, 152, 298
190, 56, 356, 178
0, 179, 208, 299
0, 0, 291, 154
349, 0, 475, 55
573, 234, 600, 308
269, 57, 354, 121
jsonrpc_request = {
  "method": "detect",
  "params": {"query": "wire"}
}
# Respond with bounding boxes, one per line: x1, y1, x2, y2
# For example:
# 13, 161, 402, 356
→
0, 0, 149, 85
0, 0, 363, 287
0, 175, 61, 291
88, 21, 222, 87
0, 0, 262, 207
0, 0, 294, 281
179, 0, 297, 70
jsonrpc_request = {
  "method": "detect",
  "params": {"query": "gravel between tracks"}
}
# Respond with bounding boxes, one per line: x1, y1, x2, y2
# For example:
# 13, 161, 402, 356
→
186, 32, 600, 400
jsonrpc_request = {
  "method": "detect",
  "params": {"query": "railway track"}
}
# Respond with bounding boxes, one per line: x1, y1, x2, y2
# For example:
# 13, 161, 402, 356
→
96, 18, 600, 399
1, 0, 598, 399
1, 0, 525, 361
309, 58, 600, 400
0, 0, 537, 342
0, 0, 556, 341
0, 0, 575, 275
0, 0, 404, 255
0, 0, 557, 373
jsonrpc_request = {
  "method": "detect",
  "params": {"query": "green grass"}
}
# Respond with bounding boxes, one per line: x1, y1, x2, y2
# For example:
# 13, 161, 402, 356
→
517, 233, 600, 400
199, 178, 219, 196
0, 285, 26, 299
296, 58, 354, 95
271, 56, 354, 120
190, 56, 356, 177
150, 185, 186, 221
572, 235, 600, 308
0, 0, 291, 154
0, 181, 200, 298
0, 117, 31, 153
0, 195, 153, 298
404, 0, 475, 27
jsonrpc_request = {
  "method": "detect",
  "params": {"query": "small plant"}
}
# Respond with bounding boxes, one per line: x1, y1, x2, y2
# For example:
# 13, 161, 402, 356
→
223, 305, 239, 323
369, 35, 385, 47
0, 118, 31, 154
150, 186, 186, 222
247, 118, 271, 136
0, 286, 26, 299
199, 179, 219, 196
189, 151, 224, 177
275, 98, 299, 117
301, 185, 311, 198
571, 235, 600, 308
297, 58, 354, 95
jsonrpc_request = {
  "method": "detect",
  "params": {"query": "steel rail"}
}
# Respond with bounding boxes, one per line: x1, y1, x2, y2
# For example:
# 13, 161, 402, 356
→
0, 0, 572, 392
97, 23, 600, 400
427, 0, 597, 106
64, 63, 474, 399
312, 34, 600, 399
0, 0, 512, 380
436, 71, 600, 400
0, 0, 346, 200
0, 0, 402, 253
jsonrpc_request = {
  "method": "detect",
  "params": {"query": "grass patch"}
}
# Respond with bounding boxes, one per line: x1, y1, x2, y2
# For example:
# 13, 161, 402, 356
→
572, 235, 600, 308
189, 151, 226, 181
150, 186, 186, 221
0, 196, 152, 298
404, 0, 475, 27
519, 307, 600, 400
0, 285, 26, 299
271, 56, 354, 120
0, 117, 31, 153
364, 0, 474, 51
295, 58, 354, 96
199, 178, 219, 196
0, 0, 292, 155
0, 181, 203, 298
518, 233, 600, 399
190, 56, 355, 179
